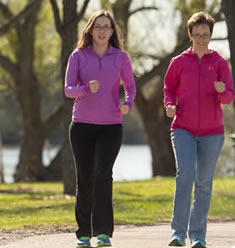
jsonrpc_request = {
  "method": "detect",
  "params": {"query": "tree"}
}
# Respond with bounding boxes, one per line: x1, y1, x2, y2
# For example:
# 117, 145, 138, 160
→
0, 0, 63, 181
221, 0, 235, 85
0, 132, 3, 183
50, 0, 90, 194
109, 0, 222, 177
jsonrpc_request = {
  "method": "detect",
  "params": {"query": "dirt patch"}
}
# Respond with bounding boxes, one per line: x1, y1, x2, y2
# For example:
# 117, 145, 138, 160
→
0, 225, 76, 246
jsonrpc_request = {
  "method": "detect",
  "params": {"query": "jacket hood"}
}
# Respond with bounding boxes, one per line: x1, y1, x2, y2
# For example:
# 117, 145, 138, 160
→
181, 47, 222, 61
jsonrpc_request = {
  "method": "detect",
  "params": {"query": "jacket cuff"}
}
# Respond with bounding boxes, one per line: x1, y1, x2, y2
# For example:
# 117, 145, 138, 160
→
84, 84, 91, 94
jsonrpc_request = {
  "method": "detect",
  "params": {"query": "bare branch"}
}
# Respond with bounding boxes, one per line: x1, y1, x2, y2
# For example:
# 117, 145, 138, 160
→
0, 73, 15, 91
129, 6, 158, 17
211, 37, 228, 41
210, 6, 224, 22
76, 0, 90, 23
49, 0, 63, 36
0, 53, 20, 81
0, 0, 41, 36
136, 39, 190, 89
0, 1, 13, 19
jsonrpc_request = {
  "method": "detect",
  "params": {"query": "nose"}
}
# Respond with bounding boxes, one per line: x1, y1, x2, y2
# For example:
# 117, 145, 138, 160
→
98, 27, 106, 32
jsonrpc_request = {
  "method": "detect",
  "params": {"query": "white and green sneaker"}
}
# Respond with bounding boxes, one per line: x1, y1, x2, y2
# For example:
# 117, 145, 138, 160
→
77, 236, 91, 248
97, 234, 111, 247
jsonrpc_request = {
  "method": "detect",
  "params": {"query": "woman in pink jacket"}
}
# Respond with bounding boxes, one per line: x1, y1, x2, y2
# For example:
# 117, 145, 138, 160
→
164, 12, 235, 248
65, 10, 136, 248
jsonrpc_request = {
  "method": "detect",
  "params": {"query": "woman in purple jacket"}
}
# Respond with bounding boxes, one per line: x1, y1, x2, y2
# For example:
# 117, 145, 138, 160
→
65, 10, 136, 248
164, 12, 235, 248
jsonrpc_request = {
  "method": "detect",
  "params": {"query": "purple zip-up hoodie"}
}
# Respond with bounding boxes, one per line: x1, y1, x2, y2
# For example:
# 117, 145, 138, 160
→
164, 47, 235, 136
65, 45, 136, 124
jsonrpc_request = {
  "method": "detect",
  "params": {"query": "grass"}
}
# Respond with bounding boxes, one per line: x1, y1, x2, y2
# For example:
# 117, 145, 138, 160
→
113, 178, 174, 224
0, 177, 235, 230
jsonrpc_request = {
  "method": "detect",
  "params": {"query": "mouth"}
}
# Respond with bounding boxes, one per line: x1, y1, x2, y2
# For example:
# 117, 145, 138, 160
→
98, 35, 106, 39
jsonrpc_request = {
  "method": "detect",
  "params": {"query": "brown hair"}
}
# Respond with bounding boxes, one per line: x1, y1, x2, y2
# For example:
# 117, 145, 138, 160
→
187, 12, 215, 35
76, 10, 124, 50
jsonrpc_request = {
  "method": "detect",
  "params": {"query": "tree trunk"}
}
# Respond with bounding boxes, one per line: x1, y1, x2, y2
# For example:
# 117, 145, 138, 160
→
0, 132, 4, 183
41, 145, 63, 181
144, 116, 175, 176
135, 90, 175, 177
112, 0, 131, 42
112, 1, 177, 177
14, 0, 45, 181
62, 98, 75, 195
0, 0, 65, 182
15, 133, 44, 181
14, 83, 45, 181
50, 0, 90, 194
60, 0, 79, 195
221, 0, 235, 86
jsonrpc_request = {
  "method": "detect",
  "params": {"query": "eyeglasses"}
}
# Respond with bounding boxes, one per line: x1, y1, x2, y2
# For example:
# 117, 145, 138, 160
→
93, 25, 112, 32
191, 33, 211, 39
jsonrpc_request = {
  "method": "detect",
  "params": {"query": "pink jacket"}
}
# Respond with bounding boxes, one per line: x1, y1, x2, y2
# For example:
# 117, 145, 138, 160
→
164, 47, 235, 136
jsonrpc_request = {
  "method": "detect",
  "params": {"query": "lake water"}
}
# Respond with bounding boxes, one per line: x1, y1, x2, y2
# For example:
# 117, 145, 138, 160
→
1, 145, 152, 183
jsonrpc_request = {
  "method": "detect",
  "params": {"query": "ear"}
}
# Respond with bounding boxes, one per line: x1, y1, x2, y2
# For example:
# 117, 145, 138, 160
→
188, 31, 192, 41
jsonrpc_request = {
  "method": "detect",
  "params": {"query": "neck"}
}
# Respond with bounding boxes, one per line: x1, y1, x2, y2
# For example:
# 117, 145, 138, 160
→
92, 43, 109, 56
192, 46, 209, 59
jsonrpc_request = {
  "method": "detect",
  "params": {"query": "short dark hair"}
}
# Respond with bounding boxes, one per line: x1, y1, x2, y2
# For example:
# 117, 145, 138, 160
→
187, 12, 215, 34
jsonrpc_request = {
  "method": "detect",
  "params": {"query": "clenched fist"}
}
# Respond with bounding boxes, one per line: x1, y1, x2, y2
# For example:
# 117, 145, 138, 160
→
120, 104, 129, 115
166, 105, 176, 118
89, 80, 100, 93
214, 81, 225, 93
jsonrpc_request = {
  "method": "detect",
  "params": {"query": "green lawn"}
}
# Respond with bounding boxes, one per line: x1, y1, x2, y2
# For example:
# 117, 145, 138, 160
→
0, 177, 235, 230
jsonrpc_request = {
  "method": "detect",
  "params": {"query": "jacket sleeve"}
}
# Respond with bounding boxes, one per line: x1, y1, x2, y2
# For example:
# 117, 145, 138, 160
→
163, 58, 180, 108
64, 51, 91, 98
217, 58, 235, 104
121, 53, 136, 108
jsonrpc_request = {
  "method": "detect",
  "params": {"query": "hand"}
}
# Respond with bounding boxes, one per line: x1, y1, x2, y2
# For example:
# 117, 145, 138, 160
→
89, 80, 100, 93
214, 81, 225, 93
120, 104, 129, 115
166, 105, 176, 118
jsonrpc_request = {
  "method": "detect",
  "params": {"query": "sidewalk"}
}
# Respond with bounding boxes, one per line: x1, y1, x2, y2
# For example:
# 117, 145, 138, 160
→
1, 222, 235, 248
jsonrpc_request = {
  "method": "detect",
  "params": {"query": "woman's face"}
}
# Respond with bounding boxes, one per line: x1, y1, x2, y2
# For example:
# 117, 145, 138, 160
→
90, 16, 113, 46
189, 24, 211, 50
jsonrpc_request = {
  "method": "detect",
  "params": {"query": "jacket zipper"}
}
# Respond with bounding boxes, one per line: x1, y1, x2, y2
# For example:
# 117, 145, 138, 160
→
198, 58, 201, 135
98, 57, 102, 70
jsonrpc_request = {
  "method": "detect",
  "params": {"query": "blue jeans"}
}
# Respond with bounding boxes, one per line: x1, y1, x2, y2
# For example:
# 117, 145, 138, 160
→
170, 129, 224, 241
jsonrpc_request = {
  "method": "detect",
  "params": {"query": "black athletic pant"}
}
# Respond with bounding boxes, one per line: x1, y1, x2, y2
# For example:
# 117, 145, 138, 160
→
69, 122, 123, 238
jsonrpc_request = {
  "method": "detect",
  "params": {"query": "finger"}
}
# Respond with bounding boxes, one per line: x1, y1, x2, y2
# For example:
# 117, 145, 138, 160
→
215, 84, 225, 92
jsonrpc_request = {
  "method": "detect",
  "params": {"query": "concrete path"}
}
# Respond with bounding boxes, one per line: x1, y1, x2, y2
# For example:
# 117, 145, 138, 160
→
1, 222, 235, 248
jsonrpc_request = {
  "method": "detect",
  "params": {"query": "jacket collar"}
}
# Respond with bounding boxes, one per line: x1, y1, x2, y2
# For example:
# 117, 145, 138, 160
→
86, 44, 116, 56
185, 47, 216, 57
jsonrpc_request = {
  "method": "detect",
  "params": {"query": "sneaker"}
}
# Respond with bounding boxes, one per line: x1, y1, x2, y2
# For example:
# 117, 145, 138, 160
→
168, 236, 186, 246
96, 234, 111, 247
191, 238, 206, 248
77, 236, 91, 248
